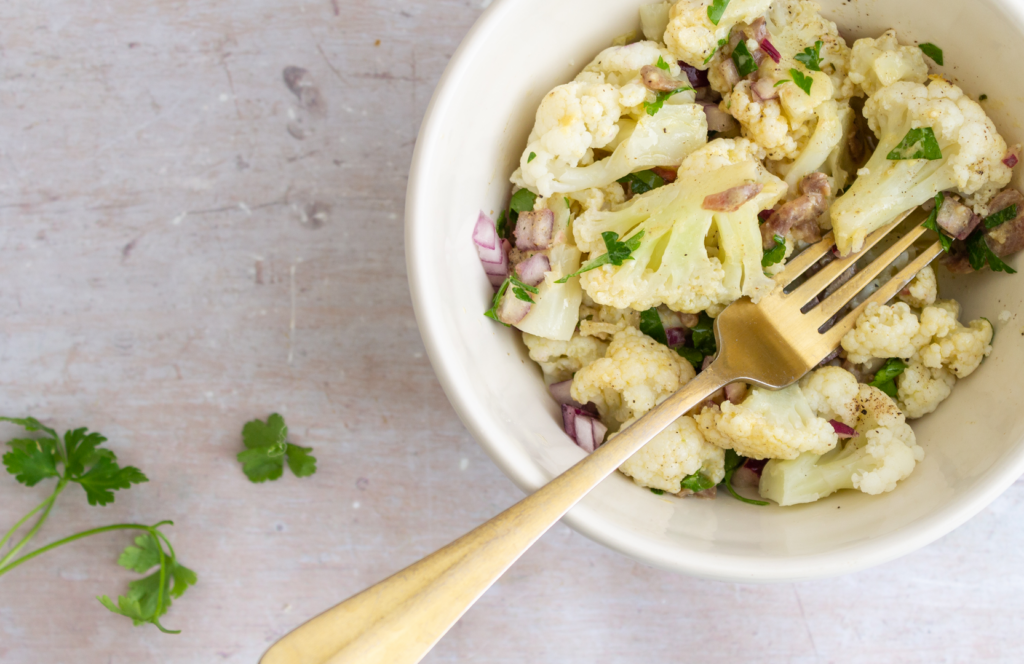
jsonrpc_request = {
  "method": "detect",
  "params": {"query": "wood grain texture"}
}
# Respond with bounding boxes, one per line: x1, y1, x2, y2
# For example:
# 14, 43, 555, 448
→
0, 1, 1021, 662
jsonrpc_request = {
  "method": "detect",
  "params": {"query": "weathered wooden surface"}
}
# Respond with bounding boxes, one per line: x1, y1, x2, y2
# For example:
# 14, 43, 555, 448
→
0, 1, 1022, 662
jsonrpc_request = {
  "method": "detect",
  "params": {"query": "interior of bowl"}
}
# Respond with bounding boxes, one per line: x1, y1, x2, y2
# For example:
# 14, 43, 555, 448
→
406, 0, 1024, 581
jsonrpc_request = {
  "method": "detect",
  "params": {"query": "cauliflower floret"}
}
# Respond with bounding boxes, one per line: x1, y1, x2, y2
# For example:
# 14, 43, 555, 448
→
918, 316, 993, 379
799, 365, 861, 421
578, 298, 641, 340
522, 332, 608, 384
830, 78, 1013, 254
663, 0, 773, 66
840, 302, 931, 364
574, 138, 785, 314
618, 414, 726, 492
897, 356, 955, 418
567, 182, 627, 214
725, 82, 802, 161
847, 30, 929, 97
512, 42, 707, 197
696, 375, 839, 460
759, 383, 923, 505
765, 0, 853, 99
571, 327, 695, 429
897, 265, 938, 308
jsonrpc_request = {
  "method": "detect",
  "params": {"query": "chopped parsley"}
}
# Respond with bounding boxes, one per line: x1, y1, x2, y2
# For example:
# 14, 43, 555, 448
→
762, 234, 786, 267
967, 232, 1017, 274
980, 94, 988, 101
887, 127, 942, 160
918, 42, 943, 66
483, 277, 512, 323
706, 0, 730, 26
643, 86, 693, 116
238, 413, 317, 483
639, 307, 669, 345
618, 169, 666, 195
983, 204, 1018, 229
704, 38, 727, 65
732, 41, 758, 78
555, 230, 644, 283
921, 193, 953, 252
650, 488, 665, 495
495, 210, 508, 240
720, 450, 768, 506
795, 40, 824, 71
510, 188, 537, 214
656, 56, 670, 71
774, 79, 791, 87
680, 470, 716, 493
789, 68, 813, 95
675, 347, 704, 370
868, 358, 907, 398
527, 152, 537, 163
510, 273, 539, 303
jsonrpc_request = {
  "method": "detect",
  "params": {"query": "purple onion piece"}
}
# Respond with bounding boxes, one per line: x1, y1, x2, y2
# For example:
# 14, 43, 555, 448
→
497, 290, 531, 325
700, 102, 739, 133
830, 420, 857, 438
514, 209, 554, 251
724, 382, 747, 404
473, 211, 508, 289
665, 327, 689, 348
750, 76, 779, 102
759, 38, 781, 63
936, 195, 981, 241
744, 458, 768, 476
515, 253, 550, 287
679, 62, 709, 88
561, 404, 607, 453
1003, 147, 1020, 168
549, 380, 577, 406
701, 355, 714, 372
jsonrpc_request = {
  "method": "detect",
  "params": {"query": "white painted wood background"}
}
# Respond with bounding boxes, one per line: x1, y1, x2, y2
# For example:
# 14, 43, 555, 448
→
1, 0, 1022, 662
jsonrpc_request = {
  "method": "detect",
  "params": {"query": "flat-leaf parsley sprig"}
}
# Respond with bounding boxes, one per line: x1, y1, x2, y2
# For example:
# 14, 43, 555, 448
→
238, 413, 317, 483
556, 230, 644, 283
0, 416, 195, 633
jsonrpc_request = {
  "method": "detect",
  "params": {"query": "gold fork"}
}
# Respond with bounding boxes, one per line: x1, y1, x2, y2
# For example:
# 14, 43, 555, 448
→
261, 208, 941, 664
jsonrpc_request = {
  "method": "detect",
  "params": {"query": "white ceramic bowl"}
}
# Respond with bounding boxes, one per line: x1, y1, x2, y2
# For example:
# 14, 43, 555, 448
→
406, 0, 1024, 581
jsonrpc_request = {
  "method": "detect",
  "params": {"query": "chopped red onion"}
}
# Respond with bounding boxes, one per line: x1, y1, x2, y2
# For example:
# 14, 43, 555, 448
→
1003, 146, 1020, 168
701, 355, 714, 372
700, 102, 739, 133
702, 183, 763, 211
719, 57, 740, 88
473, 211, 509, 289
515, 253, 550, 286
758, 209, 774, 223
744, 458, 768, 476
497, 290, 531, 324
816, 347, 842, 367
549, 380, 578, 406
665, 327, 689, 348
746, 17, 768, 43
750, 76, 779, 102
678, 313, 700, 328
759, 37, 781, 63
724, 382, 748, 404
936, 195, 980, 240
830, 420, 857, 438
731, 465, 760, 489
679, 62, 709, 88
561, 404, 607, 453
514, 209, 554, 251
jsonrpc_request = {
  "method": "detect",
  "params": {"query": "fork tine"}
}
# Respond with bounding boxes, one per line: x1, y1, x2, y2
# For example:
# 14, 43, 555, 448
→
786, 209, 916, 307
773, 232, 835, 289
809, 222, 928, 325
817, 241, 945, 350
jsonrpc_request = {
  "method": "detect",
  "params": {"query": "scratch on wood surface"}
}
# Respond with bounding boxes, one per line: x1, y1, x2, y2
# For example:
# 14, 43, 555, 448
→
315, 43, 347, 85
288, 263, 296, 364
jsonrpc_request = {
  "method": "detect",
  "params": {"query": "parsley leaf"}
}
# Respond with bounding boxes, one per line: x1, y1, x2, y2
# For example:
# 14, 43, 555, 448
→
484, 276, 512, 323
980, 94, 988, 101
238, 413, 318, 483
680, 470, 716, 493
789, 68, 814, 95
704, 38, 727, 64
555, 230, 644, 283
76, 453, 149, 507
643, 86, 693, 116
732, 41, 758, 78
495, 210, 508, 240
691, 311, 717, 358
919, 42, 943, 66
2, 438, 60, 486
639, 307, 669, 345
795, 40, 824, 71
720, 450, 768, 506
527, 151, 537, 163
706, 0, 730, 25
774, 79, 791, 87
887, 127, 942, 160
983, 204, 1018, 229
762, 234, 786, 267
868, 358, 907, 398
656, 56, 670, 71
510, 189, 537, 214
617, 169, 666, 195
675, 347, 704, 370
921, 193, 953, 253
650, 488, 665, 495
509, 273, 539, 303
967, 232, 1017, 274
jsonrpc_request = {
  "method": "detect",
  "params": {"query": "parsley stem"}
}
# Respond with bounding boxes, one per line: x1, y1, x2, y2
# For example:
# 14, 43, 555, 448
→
0, 492, 56, 555
0, 479, 66, 570
0, 522, 155, 579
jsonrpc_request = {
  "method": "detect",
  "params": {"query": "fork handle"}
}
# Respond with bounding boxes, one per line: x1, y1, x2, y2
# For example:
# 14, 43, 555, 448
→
259, 367, 731, 664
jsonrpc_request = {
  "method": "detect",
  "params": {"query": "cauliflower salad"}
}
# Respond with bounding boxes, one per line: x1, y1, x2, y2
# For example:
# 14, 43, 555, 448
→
472, 0, 1023, 507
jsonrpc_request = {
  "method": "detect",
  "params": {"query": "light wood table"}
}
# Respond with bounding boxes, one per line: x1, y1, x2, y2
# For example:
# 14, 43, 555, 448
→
0, 1, 1021, 662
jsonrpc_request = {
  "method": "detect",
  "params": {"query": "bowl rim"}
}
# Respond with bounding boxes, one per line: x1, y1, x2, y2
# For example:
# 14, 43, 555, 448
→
405, 0, 1024, 582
